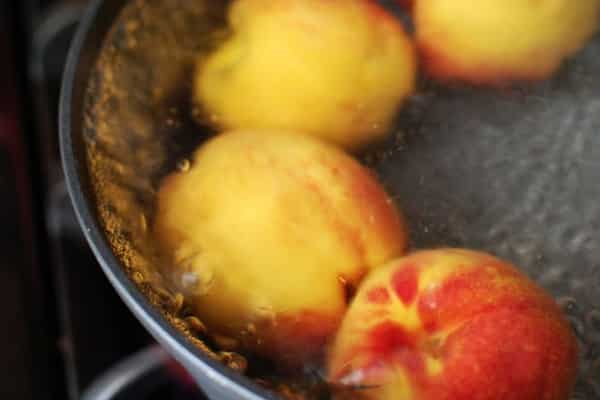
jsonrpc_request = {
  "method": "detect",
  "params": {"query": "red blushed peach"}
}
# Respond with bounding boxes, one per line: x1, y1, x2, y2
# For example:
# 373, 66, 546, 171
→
397, 0, 414, 11
414, 0, 600, 85
154, 129, 408, 368
328, 249, 578, 400
195, 0, 416, 150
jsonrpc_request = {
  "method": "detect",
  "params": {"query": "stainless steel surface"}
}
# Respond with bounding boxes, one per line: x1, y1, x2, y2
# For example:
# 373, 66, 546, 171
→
81, 346, 169, 400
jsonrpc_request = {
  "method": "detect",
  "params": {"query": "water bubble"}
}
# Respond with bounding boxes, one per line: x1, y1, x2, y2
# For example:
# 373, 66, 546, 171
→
177, 159, 191, 173
339, 369, 365, 386
219, 352, 247, 373
213, 335, 239, 351
139, 213, 148, 232
125, 20, 139, 32
126, 38, 138, 48
557, 296, 581, 315
196, 267, 215, 295
180, 271, 199, 290
180, 264, 215, 296
256, 306, 276, 321
586, 310, 600, 331
132, 271, 145, 284
585, 310, 600, 342
568, 315, 587, 342
185, 316, 207, 335
172, 292, 185, 314
191, 107, 202, 120
570, 392, 587, 400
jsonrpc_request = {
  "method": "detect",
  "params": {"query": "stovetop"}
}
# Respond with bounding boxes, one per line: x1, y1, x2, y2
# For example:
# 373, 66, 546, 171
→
0, 2, 206, 399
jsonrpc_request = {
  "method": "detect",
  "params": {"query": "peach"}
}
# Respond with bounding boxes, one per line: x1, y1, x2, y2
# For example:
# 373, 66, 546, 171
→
397, 0, 414, 11
414, 0, 600, 84
328, 249, 578, 400
154, 130, 408, 367
194, 0, 416, 150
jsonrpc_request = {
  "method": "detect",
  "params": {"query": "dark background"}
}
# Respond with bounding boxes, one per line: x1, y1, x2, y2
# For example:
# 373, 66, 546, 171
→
0, 1, 174, 398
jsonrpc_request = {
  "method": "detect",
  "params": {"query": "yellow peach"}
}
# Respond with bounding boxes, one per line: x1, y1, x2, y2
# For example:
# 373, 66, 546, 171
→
195, 0, 416, 150
154, 130, 408, 367
414, 0, 600, 84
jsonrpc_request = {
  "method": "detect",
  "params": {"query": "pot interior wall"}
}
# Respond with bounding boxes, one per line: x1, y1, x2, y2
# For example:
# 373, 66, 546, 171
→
80, 0, 600, 398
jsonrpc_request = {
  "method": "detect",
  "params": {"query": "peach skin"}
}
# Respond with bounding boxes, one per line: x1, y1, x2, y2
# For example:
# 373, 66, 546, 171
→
154, 130, 408, 367
414, 0, 600, 85
397, 0, 413, 11
194, 0, 416, 151
328, 249, 578, 400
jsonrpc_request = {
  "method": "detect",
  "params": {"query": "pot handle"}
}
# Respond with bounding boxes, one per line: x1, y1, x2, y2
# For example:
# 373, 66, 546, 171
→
80, 345, 169, 400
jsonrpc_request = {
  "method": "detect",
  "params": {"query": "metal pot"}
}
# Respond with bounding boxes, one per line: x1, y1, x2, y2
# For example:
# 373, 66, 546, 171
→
61, 1, 600, 399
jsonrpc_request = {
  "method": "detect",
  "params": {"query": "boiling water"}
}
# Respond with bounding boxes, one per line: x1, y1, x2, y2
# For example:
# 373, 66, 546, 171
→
85, 0, 600, 398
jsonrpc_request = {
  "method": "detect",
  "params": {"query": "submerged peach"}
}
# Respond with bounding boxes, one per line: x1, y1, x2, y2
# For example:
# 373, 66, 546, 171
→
195, 0, 416, 150
328, 249, 578, 400
155, 130, 408, 367
414, 0, 600, 84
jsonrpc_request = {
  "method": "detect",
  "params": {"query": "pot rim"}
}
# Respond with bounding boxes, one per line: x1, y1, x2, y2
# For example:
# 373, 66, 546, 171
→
59, 1, 274, 399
